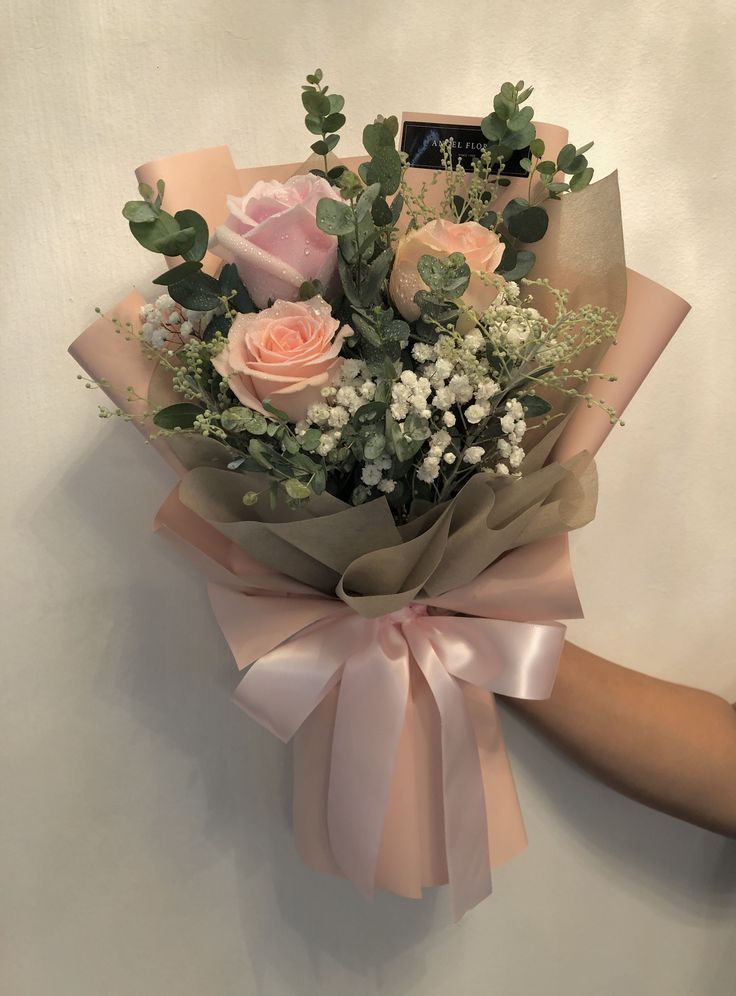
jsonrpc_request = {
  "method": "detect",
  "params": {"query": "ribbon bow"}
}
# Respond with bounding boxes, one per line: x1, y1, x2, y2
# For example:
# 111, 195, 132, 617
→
207, 531, 581, 920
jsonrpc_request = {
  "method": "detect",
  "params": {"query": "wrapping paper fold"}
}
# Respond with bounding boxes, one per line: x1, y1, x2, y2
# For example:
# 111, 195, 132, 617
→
69, 137, 690, 917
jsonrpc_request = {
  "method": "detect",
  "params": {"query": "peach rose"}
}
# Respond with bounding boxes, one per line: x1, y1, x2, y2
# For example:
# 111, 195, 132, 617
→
213, 296, 348, 422
389, 219, 505, 322
212, 174, 343, 309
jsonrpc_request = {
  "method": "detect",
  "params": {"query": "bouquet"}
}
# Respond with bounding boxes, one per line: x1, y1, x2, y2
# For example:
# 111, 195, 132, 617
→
70, 74, 690, 918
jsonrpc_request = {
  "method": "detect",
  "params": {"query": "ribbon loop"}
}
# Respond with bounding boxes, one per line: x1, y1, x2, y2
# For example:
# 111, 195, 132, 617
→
199, 535, 582, 918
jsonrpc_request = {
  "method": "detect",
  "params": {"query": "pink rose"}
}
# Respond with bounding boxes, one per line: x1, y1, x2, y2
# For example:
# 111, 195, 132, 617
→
213, 296, 348, 422
389, 219, 505, 322
212, 174, 343, 309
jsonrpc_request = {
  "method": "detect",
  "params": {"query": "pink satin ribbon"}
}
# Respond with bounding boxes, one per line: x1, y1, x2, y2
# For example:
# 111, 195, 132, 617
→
207, 533, 579, 920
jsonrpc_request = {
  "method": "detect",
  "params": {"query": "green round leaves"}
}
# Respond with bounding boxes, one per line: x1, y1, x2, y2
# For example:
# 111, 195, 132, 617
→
417, 252, 471, 299
315, 197, 354, 236
220, 407, 268, 436
365, 145, 402, 196
505, 203, 549, 244
153, 403, 202, 430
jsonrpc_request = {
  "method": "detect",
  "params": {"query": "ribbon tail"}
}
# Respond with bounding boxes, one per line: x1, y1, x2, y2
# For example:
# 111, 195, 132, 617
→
327, 621, 410, 898
405, 626, 492, 920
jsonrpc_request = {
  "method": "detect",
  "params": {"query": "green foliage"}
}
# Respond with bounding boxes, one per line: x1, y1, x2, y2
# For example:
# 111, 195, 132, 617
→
122, 179, 257, 314
417, 252, 471, 299
152, 260, 203, 286
365, 145, 402, 196
481, 79, 536, 153
476, 80, 596, 280
125, 180, 210, 264
153, 403, 202, 430
298, 279, 324, 300
218, 263, 255, 314
301, 70, 346, 174
316, 198, 354, 235
220, 406, 268, 435
175, 209, 209, 262
504, 200, 548, 243
168, 271, 222, 311
518, 394, 552, 418
385, 411, 430, 462
350, 307, 408, 366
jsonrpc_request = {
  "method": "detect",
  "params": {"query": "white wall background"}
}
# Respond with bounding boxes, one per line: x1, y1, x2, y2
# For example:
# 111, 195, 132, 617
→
3, 1, 736, 993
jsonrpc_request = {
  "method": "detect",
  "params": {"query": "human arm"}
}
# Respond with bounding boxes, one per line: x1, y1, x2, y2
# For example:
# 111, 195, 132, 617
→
506, 641, 736, 837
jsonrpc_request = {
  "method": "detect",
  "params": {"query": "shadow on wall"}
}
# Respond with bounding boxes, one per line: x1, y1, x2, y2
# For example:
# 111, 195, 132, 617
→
37, 422, 440, 991
37, 419, 736, 992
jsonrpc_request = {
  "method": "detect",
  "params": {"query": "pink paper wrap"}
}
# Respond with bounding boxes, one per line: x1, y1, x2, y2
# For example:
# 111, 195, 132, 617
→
69, 140, 690, 918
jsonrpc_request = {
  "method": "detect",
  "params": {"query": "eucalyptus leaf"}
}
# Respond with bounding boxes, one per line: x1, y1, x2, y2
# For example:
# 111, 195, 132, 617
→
557, 144, 576, 171
152, 260, 203, 286
480, 112, 506, 143
363, 121, 395, 157
175, 209, 209, 262
508, 106, 533, 131
152, 226, 196, 257
362, 247, 394, 302
262, 399, 290, 422
529, 137, 545, 158
371, 196, 393, 227
569, 167, 594, 192
365, 146, 402, 196
498, 249, 535, 280
122, 200, 157, 223
519, 394, 552, 418
153, 403, 202, 430
506, 205, 549, 243
316, 198, 354, 236
417, 252, 470, 299
220, 406, 268, 435
505, 123, 535, 151
248, 438, 273, 469
129, 210, 181, 253
218, 262, 255, 313
299, 427, 322, 451
284, 479, 312, 501
323, 112, 346, 132
363, 433, 386, 460
302, 90, 330, 116
304, 113, 324, 135
565, 154, 588, 175
168, 271, 222, 311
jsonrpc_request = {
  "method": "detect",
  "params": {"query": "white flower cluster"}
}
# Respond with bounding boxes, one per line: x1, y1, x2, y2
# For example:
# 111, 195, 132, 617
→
297, 358, 379, 461
140, 294, 217, 349
481, 282, 545, 359
362, 454, 396, 493
411, 331, 500, 482
494, 397, 527, 476
292, 321, 531, 496
417, 428, 456, 483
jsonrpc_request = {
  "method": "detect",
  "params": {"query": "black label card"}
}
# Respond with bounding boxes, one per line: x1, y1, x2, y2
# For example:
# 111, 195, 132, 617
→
400, 119, 529, 177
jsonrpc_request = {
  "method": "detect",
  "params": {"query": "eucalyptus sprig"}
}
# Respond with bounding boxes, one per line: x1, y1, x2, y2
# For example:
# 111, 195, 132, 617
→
478, 80, 595, 282
122, 180, 256, 326
309, 107, 406, 359
301, 69, 347, 181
